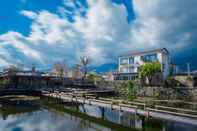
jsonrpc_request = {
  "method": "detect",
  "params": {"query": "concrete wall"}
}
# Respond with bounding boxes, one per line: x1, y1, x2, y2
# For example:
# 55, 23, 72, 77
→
173, 75, 195, 87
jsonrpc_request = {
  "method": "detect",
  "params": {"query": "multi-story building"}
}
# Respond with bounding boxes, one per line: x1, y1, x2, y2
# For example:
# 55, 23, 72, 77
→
113, 48, 170, 80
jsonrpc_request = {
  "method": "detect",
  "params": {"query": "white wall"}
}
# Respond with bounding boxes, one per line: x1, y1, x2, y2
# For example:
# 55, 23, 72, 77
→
162, 53, 170, 79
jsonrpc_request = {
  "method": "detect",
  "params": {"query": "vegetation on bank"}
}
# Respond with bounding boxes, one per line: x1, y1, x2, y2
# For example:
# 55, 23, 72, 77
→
112, 80, 139, 101
0, 79, 9, 86
87, 72, 103, 82
108, 62, 196, 101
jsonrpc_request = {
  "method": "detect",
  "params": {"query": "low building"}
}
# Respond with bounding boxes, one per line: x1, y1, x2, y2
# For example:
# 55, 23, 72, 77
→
0, 67, 46, 88
0, 66, 94, 89
102, 73, 114, 81
114, 48, 170, 81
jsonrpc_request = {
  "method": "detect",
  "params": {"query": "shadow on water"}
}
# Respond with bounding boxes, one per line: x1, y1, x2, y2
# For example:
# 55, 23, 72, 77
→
0, 95, 196, 131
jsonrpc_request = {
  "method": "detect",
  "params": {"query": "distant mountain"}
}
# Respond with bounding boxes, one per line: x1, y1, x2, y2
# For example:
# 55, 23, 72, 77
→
89, 63, 117, 73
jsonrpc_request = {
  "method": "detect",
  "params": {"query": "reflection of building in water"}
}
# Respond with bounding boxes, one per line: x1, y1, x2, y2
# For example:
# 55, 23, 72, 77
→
78, 104, 145, 129
135, 117, 143, 130
0, 99, 40, 120
76, 104, 167, 130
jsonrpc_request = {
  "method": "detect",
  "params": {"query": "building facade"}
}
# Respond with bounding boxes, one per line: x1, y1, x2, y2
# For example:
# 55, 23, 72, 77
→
114, 48, 170, 80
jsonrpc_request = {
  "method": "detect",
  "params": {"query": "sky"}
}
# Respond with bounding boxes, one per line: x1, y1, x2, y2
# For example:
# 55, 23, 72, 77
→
0, 0, 197, 71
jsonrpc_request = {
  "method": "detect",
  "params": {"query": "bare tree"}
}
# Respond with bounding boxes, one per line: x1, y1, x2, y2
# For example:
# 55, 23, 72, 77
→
7, 65, 18, 75
80, 56, 91, 79
53, 60, 68, 77
72, 64, 82, 79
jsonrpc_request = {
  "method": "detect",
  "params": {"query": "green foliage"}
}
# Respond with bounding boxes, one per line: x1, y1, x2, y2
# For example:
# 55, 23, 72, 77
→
112, 81, 138, 101
87, 72, 103, 82
127, 81, 137, 101
165, 77, 182, 87
0, 79, 9, 86
139, 62, 161, 79
113, 82, 128, 98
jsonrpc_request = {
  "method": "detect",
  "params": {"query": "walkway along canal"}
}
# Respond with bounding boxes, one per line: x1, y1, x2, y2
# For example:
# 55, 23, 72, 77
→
43, 91, 197, 126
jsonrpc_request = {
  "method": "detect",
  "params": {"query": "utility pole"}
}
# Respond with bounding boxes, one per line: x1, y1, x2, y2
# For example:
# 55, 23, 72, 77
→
187, 63, 191, 77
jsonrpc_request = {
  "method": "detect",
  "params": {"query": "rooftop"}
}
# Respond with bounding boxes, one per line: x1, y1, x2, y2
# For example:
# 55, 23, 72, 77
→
119, 48, 169, 57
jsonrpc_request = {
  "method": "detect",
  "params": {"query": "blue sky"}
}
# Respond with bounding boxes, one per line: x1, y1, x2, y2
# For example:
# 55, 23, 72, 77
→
0, 0, 134, 35
0, 0, 197, 71
0, 0, 64, 35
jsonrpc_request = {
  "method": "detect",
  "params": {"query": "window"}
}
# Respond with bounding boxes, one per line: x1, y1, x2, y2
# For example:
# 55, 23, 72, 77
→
129, 67, 135, 73
129, 57, 134, 64
123, 76, 129, 80
141, 53, 158, 62
120, 57, 128, 65
120, 67, 128, 73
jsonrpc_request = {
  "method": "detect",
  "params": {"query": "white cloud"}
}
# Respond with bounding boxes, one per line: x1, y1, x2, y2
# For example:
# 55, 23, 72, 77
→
130, 0, 197, 51
73, 0, 130, 63
63, 0, 76, 8
20, 10, 38, 19
0, 0, 129, 67
0, 0, 197, 68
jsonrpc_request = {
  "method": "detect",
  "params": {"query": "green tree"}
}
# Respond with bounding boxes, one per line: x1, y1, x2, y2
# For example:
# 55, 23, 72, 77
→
139, 62, 161, 85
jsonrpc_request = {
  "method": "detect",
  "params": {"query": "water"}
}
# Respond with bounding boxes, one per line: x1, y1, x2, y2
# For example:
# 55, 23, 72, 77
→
0, 95, 196, 131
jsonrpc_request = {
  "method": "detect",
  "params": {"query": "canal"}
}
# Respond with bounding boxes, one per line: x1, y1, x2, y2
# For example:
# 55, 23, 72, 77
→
0, 95, 196, 131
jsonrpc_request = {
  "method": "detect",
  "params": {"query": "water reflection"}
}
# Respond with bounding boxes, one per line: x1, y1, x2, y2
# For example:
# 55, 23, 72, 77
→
70, 103, 197, 131
77, 104, 160, 131
0, 110, 117, 131
0, 96, 196, 131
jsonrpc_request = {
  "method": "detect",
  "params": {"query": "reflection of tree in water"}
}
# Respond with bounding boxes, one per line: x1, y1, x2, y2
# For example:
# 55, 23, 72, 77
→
72, 104, 92, 130
75, 117, 91, 130
99, 106, 105, 120
140, 116, 163, 131
81, 104, 87, 113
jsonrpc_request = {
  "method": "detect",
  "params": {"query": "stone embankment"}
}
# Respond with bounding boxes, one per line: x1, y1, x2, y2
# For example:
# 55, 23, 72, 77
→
95, 81, 197, 101
137, 86, 197, 101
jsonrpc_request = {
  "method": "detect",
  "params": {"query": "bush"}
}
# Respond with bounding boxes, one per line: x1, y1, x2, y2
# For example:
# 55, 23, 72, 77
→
0, 79, 9, 86
127, 81, 138, 101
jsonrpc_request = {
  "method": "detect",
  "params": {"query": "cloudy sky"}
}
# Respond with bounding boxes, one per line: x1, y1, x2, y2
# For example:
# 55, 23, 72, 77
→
0, 0, 196, 70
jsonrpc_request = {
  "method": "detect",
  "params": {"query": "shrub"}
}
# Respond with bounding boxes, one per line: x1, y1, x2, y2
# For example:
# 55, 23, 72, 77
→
127, 81, 137, 101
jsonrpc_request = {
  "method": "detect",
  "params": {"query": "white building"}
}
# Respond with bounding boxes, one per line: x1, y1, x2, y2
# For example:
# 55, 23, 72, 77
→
114, 48, 170, 80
